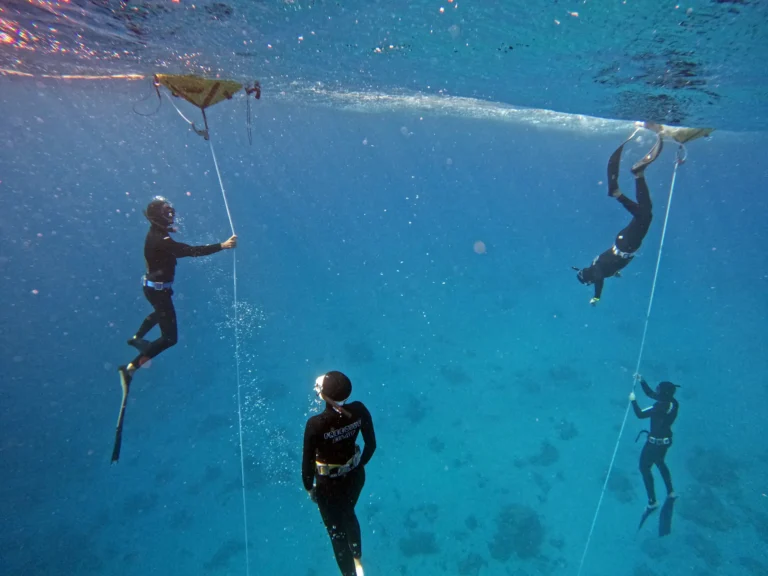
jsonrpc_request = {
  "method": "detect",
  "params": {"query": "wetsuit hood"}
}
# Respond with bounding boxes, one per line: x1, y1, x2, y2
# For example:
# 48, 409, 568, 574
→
575, 266, 594, 285
144, 196, 176, 232
657, 381, 679, 401
317, 370, 352, 403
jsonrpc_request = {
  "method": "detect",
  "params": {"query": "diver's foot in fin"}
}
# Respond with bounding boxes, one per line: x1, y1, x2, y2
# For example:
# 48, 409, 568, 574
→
353, 558, 365, 576
127, 336, 150, 355
667, 491, 678, 499
637, 501, 659, 531
118, 365, 133, 391
631, 136, 664, 176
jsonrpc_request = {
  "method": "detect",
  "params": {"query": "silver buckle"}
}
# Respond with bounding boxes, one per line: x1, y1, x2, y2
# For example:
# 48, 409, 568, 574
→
612, 245, 633, 259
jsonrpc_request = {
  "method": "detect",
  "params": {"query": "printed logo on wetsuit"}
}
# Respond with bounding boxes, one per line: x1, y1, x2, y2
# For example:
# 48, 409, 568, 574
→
324, 420, 361, 443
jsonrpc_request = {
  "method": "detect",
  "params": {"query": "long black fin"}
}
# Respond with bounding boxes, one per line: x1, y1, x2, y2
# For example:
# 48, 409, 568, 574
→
637, 505, 658, 532
607, 144, 625, 197
111, 368, 132, 463
631, 135, 664, 175
658, 497, 676, 537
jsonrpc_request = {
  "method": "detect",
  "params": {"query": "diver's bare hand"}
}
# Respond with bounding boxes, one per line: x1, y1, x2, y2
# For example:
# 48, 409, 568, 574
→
221, 235, 237, 249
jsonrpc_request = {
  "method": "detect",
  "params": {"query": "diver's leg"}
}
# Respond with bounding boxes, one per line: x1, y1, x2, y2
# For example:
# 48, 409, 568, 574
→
317, 480, 357, 576
133, 311, 158, 340
634, 175, 652, 217
656, 446, 674, 496
128, 288, 159, 353
343, 468, 366, 560
615, 176, 653, 252
616, 194, 641, 217
639, 443, 658, 507
131, 290, 178, 367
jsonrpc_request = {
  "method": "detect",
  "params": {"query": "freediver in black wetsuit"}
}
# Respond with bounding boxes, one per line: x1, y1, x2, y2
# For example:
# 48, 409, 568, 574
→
574, 125, 664, 305
111, 196, 236, 462
303, 371, 377, 576
631, 377, 680, 535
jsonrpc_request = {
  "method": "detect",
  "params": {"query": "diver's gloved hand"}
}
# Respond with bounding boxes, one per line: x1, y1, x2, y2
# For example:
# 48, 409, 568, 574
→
629, 391, 636, 402
308, 487, 317, 503
590, 297, 599, 306
221, 235, 238, 249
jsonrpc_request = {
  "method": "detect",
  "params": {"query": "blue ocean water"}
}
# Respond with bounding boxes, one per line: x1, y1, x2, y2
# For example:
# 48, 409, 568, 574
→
2, 3, 768, 576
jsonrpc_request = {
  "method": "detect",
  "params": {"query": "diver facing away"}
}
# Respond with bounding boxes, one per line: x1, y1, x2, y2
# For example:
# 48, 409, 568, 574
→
111, 196, 236, 463
303, 371, 377, 576
630, 376, 679, 514
574, 123, 664, 305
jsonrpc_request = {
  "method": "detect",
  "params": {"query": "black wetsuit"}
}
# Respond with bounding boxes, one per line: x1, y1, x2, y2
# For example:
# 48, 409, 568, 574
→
131, 225, 222, 366
303, 402, 377, 576
578, 137, 661, 300
632, 380, 678, 506
581, 178, 652, 300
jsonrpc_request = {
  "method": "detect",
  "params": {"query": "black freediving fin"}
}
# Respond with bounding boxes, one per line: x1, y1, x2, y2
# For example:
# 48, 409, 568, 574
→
637, 504, 658, 531
111, 366, 132, 463
606, 127, 643, 197
658, 496, 676, 537
631, 135, 664, 175
607, 143, 625, 197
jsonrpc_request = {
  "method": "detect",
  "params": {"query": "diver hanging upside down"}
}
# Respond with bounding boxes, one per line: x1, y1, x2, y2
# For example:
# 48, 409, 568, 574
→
574, 123, 664, 305
303, 371, 377, 576
111, 196, 236, 463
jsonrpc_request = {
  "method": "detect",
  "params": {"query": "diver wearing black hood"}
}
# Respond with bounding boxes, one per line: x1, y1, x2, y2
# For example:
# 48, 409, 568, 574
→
303, 371, 377, 576
111, 196, 236, 463
630, 377, 679, 510
575, 124, 664, 305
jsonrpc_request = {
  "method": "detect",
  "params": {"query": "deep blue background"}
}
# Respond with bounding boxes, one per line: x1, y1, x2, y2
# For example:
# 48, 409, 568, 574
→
1, 78, 767, 576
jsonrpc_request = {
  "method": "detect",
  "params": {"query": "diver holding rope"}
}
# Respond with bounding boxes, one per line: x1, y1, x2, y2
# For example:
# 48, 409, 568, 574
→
111, 196, 236, 463
303, 371, 377, 576
574, 123, 664, 305
631, 376, 680, 535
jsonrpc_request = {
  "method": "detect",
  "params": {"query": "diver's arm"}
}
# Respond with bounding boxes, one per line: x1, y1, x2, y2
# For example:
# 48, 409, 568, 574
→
301, 421, 317, 491
630, 391, 653, 419
640, 379, 660, 400
592, 275, 605, 301
162, 236, 224, 258
632, 400, 654, 419
358, 404, 377, 467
